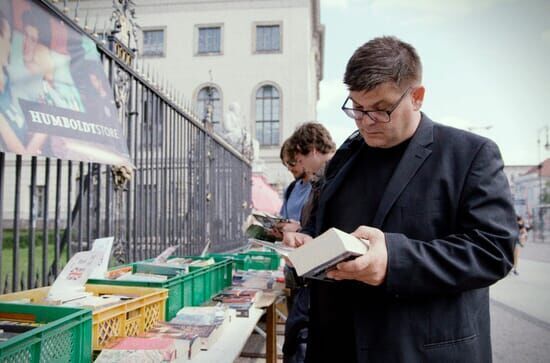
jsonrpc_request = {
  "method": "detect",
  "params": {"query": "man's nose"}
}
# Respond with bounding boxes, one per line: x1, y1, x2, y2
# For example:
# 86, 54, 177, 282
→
356, 113, 375, 126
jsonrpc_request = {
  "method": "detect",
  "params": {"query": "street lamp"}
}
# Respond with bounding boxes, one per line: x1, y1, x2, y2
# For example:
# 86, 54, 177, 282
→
536, 126, 549, 242
537, 125, 550, 163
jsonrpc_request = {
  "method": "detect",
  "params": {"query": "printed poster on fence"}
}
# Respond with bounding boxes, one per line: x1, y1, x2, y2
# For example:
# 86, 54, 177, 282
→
0, 0, 132, 166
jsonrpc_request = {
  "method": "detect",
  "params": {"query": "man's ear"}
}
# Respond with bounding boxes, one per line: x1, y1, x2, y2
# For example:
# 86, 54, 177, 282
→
411, 86, 425, 111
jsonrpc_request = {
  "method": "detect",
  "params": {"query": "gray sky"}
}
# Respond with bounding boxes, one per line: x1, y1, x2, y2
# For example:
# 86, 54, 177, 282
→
317, 0, 550, 166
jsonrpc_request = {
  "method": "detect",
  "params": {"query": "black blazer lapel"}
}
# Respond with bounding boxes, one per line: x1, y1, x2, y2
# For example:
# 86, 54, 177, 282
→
371, 115, 434, 228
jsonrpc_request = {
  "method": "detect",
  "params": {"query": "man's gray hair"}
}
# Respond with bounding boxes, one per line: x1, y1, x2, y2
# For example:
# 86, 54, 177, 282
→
344, 36, 422, 92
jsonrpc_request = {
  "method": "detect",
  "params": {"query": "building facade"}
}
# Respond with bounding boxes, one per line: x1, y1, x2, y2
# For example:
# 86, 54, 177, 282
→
82, 0, 325, 187
504, 164, 537, 218
510, 160, 550, 231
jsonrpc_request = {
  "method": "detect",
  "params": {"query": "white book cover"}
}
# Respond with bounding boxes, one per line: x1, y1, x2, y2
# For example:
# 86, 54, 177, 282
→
288, 228, 369, 278
89, 237, 114, 279
47, 250, 104, 303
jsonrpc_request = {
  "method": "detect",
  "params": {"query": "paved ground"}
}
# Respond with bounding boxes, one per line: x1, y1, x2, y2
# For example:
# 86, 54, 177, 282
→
490, 235, 550, 362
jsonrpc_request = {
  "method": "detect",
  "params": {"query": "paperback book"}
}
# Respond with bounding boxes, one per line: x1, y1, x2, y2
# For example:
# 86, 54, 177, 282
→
159, 321, 223, 351
243, 211, 290, 242
96, 336, 182, 362
287, 228, 370, 279
172, 305, 227, 326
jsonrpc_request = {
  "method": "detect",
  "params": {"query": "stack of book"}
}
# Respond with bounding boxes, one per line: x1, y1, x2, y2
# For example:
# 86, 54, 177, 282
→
96, 305, 230, 362
168, 305, 228, 349
192, 258, 215, 268
232, 270, 284, 290
95, 334, 199, 362
212, 288, 261, 317
61, 294, 135, 310
115, 272, 169, 282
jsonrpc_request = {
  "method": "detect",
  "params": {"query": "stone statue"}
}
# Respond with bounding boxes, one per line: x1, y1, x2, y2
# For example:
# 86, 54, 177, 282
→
222, 102, 244, 145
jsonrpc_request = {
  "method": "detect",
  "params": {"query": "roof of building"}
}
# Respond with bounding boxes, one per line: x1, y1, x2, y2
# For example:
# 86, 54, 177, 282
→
525, 158, 550, 177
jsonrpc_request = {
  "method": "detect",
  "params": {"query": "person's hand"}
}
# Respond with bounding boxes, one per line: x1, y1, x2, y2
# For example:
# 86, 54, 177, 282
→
283, 231, 312, 248
268, 227, 284, 240
276, 220, 301, 233
326, 225, 388, 286
269, 221, 301, 240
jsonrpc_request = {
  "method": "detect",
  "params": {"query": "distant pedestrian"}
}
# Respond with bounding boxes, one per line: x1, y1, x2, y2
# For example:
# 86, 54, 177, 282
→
512, 215, 529, 275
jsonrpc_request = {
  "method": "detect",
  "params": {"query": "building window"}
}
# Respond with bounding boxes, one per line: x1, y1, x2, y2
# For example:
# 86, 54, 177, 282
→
197, 86, 222, 125
256, 25, 281, 52
255, 85, 280, 146
142, 29, 165, 57
198, 26, 221, 54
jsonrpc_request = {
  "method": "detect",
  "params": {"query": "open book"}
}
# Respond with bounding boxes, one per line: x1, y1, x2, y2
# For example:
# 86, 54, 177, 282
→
243, 211, 291, 242
256, 228, 369, 280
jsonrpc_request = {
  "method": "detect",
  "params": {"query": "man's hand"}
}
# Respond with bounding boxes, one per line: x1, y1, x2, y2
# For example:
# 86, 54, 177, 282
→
283, 231, 312, 248
326, 226, 388, 286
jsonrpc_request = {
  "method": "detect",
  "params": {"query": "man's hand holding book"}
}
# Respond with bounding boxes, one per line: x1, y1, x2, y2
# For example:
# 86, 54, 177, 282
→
325, 226, 387, 286
282, 226, 386, 285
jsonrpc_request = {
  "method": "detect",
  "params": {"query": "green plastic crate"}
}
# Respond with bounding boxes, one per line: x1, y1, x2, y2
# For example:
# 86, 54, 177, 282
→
0, 303, 92, 363
87, 257, 233, 320
188, 256, 233, 297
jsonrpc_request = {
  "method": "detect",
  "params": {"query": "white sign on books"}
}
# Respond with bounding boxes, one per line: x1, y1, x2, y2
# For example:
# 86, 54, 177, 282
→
47, 250, 104, 303
89, 237, 114, 279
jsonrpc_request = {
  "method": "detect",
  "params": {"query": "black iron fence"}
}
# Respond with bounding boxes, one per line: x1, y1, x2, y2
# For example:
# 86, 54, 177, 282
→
0, 1, 252, 293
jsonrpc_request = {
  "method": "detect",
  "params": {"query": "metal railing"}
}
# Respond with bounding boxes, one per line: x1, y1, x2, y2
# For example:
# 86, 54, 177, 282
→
0, 1, 252, 293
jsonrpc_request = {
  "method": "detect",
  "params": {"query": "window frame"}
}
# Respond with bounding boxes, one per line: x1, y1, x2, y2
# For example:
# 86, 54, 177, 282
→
195, 84, 223, 126
254, 83, 282, 147
141, 26, 167, 58
195, 23, 224, 56
252, 21, 283, 54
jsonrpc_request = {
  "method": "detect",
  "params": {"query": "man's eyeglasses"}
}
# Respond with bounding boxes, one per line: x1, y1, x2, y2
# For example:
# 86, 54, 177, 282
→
284, 160, 297, 167
341, 87, 412, 123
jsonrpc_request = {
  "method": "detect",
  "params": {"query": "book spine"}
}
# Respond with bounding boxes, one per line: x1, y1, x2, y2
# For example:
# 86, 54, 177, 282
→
300, 251, 361, 277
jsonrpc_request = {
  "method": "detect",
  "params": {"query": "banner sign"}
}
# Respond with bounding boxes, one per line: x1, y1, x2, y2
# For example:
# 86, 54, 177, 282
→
0, 0, 132, 166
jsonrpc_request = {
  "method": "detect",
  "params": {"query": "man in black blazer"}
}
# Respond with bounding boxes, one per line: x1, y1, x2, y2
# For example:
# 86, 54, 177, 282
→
284, 36, 517, 362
